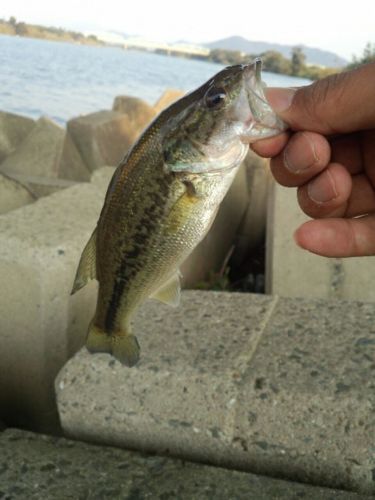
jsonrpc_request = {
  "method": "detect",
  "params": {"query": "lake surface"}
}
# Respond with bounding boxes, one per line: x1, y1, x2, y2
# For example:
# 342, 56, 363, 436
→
0, 35, 311, 124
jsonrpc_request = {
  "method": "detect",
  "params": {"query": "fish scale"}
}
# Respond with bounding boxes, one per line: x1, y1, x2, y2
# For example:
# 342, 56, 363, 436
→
71, 59, 286, 367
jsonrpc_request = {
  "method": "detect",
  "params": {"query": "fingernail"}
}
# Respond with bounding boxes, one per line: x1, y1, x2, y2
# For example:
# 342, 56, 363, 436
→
284, 132, 319, 173
265, 87, 296, 113
308, 170, 338, 203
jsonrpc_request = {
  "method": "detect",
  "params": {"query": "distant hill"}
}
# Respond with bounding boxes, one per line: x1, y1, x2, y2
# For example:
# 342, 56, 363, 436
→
204, 36, 347, 68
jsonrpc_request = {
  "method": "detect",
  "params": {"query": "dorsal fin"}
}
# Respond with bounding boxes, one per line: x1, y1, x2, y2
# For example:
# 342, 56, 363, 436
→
150, 271, 181, 307
71, 228, 97, 295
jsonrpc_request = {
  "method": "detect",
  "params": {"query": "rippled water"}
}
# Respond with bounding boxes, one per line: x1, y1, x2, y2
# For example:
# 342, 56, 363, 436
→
0, 35, 311, 124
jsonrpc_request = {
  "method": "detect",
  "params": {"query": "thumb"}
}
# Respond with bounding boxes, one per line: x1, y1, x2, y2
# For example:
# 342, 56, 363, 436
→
265, 62, 375, 134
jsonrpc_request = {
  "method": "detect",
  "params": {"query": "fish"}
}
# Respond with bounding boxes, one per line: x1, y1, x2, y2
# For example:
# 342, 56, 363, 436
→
71, 58, 286, 367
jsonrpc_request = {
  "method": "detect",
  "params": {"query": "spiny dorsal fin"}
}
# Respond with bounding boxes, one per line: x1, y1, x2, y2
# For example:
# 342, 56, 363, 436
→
150, 271, 181, 307
71, 228, 97, 295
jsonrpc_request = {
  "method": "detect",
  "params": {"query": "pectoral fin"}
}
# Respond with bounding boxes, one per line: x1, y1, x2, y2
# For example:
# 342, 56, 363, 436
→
71, 228, 97, 295
150, 272, 181, 307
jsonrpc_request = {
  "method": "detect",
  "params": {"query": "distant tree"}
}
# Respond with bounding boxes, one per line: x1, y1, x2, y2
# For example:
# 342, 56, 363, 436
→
15, 22, 28, 36
261, 50, 291, 74
361, 42, 375, 63
290, 46, 306, 76
347, 42, 375, 69
209, 48, 248, 66
9, 16, 16, 26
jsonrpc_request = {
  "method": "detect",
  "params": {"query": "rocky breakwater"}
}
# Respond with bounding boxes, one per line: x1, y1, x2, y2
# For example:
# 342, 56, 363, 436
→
0, 90, 270, 431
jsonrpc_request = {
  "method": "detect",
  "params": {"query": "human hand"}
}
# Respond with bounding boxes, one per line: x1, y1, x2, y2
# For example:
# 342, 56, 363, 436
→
252, 62, 375, 257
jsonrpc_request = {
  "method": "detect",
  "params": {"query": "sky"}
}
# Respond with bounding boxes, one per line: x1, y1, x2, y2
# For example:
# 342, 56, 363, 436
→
2, 0, 374, 61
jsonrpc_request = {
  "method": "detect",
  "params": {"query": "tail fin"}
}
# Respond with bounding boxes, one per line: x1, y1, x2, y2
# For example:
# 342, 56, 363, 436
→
112, 334, 140, 368
85, 321, 140, 368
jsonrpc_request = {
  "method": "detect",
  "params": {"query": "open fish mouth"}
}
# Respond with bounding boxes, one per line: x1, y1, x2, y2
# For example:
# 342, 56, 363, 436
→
239, 59, 286, 143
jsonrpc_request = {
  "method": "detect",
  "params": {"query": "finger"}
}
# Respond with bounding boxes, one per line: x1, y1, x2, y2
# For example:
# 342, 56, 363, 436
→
294, 214, 375, 257
251, 131, 289, 158
345, 174, 375, 217
265, 62, 375, 134
330, 133, 363, 174
297, 163, 352, 218
270, 131, 331, 187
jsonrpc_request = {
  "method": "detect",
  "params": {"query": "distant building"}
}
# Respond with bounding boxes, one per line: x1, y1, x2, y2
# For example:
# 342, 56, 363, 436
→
88, 31, 209, 58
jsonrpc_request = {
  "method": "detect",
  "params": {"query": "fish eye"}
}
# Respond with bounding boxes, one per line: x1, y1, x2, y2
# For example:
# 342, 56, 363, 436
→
205, 87, 227, 109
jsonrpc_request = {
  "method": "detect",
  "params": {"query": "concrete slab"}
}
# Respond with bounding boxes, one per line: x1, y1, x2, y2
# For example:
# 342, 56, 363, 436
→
0, 172, 35, 214
266, 182, 375, 302
0, 428, 365, 499
0, 111, 35, 163
56, 292, 375, 495
0, 183, 104, 432
5, 173, 76, 198
90, 165, 115, 190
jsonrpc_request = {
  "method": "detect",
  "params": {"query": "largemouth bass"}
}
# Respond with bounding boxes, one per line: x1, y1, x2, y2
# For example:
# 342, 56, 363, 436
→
72, 59, 285, 367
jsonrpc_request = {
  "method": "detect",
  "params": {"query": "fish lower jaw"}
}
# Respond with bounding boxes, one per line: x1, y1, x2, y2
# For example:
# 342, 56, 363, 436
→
240, 123, 285, 144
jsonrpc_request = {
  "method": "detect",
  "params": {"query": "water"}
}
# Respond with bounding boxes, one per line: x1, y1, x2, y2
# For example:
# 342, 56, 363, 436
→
0, 35, 311, 125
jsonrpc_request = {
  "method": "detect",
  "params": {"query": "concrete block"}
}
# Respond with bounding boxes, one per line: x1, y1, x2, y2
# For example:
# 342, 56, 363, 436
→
0, 111, 35, 163
66, 110, 137, 172
113, 95, 156, 131
0, 117, 65, 177
0, 429, 365, 500
0, 183, 105, 432
58, 130, 91, 181
230, 151, 271, 267
56, 292, 375, 495
5, 173, 76, 198
0, 172, 35, 214
154, 89, 185, 113
90, 165, 116, 190
266, 183, 375, 301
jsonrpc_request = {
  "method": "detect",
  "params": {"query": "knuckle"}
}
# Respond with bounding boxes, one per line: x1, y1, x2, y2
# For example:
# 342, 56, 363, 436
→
293, 72, 351, 132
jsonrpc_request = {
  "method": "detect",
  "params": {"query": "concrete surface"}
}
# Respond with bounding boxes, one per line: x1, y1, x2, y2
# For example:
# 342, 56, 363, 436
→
66, 110, 137, 171
58, 130, 91, 182
266, 182, 375, 302
230, 151, 271, 268
0, 172, 35, 214
56, 291, 375, 495
0, 111, 35, 163
154, 89, 185, 113
4, 173, 76, 198
0, 428, 367, 499
0, 117, 65, 177
0, 183, 104, 432
90, 165, 115, 190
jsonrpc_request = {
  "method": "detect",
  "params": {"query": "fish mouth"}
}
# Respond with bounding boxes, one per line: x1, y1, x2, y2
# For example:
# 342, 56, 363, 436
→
239, 59, 286, 143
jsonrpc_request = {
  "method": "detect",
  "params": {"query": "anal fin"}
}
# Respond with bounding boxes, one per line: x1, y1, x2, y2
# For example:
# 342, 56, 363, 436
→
150, 271, 181, 307
71, 228, 97, 295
